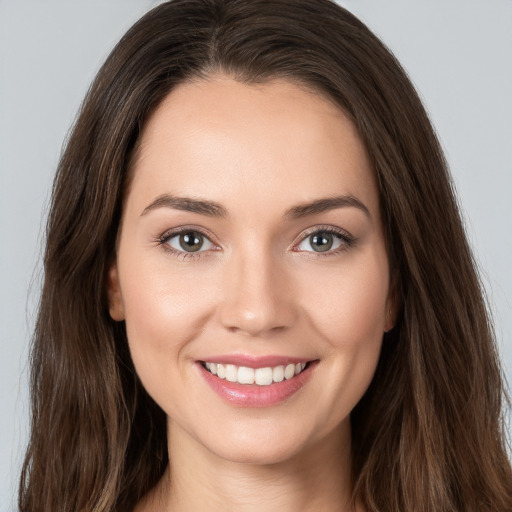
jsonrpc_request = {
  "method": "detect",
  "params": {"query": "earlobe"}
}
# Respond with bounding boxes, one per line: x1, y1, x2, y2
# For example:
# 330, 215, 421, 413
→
384, 306, 394, 333
384, 276, 400, 333
106, 262, 125, 321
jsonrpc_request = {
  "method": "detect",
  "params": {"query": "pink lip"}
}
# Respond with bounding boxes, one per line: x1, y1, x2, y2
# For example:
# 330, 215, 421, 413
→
197, 359, 318, 408
198, 354, 311, 368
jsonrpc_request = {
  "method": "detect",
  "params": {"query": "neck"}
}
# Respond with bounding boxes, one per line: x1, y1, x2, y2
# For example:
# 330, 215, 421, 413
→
138, 420, 359, 512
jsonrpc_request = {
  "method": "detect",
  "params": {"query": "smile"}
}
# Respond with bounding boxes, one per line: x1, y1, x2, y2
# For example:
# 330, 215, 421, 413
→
198, 358, 317, 407
202, 361, 308, 386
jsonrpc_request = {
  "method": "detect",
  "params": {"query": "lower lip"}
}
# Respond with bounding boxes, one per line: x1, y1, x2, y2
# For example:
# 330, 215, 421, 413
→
197, 362, 317, 407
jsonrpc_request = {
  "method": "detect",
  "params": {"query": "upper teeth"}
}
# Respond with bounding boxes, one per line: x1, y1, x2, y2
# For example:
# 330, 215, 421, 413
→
204, 362, 307, 386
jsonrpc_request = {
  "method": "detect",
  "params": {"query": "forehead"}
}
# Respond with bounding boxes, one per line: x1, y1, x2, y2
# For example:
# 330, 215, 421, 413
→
128, 76, 379, 218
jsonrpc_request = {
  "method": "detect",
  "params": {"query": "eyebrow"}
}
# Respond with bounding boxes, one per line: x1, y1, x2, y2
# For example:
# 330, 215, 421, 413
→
140, 193, 370, 219
141, 194, 228, 218
283, 195, 370, 219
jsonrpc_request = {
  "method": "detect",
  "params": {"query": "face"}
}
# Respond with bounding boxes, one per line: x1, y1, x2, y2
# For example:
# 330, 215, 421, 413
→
108, 76, 393, 465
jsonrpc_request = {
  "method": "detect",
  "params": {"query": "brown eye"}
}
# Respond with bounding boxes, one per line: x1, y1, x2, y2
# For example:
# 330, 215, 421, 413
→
168, 231, 214, 253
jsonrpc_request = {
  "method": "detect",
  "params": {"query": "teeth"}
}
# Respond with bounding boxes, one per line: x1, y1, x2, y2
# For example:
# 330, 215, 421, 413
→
284, 364, 295, 380
237, 366, 255, 384
255, 367, 273, 386
225, 364, 238, 382
273, 365, 284, 382
217, 363, 226, 379
204, 361, 309, 386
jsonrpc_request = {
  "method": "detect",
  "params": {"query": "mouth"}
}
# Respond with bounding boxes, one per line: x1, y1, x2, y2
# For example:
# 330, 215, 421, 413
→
200, 360, 310, 386
197, 358, 318, 407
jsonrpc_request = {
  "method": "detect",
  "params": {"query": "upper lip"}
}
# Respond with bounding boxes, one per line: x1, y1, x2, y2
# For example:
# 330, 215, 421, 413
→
198, 354, 314, 368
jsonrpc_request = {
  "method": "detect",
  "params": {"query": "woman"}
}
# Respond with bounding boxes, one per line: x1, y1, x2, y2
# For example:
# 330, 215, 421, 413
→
19, 0, 512, 511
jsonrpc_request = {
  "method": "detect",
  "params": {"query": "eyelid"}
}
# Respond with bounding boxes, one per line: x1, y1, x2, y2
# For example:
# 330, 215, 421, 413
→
156, 225, 221, 259
155, 224, 355, 259
291, 224, 356, 254
158, 225, 218, 243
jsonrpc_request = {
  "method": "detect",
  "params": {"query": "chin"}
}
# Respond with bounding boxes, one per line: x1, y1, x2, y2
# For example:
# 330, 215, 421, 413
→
197, 419, 319, 466
213, 438, 305, 466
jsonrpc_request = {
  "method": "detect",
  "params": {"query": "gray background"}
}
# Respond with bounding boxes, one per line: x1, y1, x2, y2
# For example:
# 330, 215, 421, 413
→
1, 1, 511, 510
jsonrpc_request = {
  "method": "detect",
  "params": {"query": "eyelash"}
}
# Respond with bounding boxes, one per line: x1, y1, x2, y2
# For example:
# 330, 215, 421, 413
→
155, 224, 356, 260
156, 226, 219, 261
294, 225, 356, 257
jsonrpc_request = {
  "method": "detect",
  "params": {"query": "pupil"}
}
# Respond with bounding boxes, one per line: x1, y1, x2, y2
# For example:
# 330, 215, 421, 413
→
311, 232, 333, 252
180, 232, 203, 252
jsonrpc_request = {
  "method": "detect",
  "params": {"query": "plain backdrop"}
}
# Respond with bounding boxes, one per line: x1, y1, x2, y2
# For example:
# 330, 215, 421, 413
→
1, 1, 511, 510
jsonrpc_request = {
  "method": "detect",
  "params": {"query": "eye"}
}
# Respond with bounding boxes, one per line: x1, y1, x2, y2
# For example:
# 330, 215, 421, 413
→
166, 230, 214, 253
295, 228, 352, 254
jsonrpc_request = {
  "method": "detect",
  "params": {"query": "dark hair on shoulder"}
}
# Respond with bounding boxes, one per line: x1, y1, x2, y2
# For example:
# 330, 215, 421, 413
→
19, 1, 512, 511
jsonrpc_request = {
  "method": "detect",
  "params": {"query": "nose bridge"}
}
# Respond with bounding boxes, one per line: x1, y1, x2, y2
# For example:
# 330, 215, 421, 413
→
218, 240, 296, 336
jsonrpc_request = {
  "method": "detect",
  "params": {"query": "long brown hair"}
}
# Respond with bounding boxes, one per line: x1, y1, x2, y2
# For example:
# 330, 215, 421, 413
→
19, 1, 512, 511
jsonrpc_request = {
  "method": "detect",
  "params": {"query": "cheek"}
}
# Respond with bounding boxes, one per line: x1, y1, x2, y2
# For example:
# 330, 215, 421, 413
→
118, 254, 219, 398
293, 249, 388, 422
297, 251, 389, 346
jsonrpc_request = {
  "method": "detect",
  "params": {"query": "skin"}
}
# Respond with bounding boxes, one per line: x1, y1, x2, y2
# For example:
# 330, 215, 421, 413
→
108, 76, 394, 512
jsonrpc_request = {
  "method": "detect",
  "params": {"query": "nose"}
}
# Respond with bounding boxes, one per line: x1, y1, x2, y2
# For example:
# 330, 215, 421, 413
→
217, 248, 298, 337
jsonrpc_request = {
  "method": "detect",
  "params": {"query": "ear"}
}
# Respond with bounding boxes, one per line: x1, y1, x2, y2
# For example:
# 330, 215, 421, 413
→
384, 303, 395, 333
106, 262, 125, 321
384, 273, 400, 333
